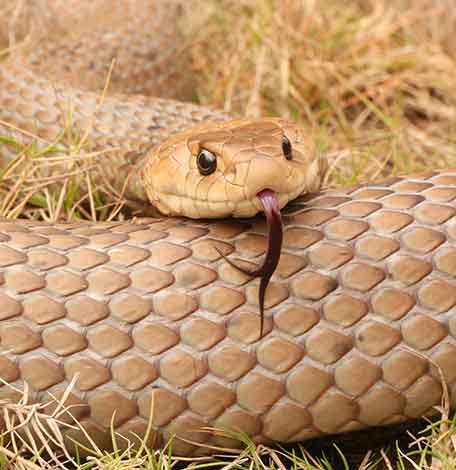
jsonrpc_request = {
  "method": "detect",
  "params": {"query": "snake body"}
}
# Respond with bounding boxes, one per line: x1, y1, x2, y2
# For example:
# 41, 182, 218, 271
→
0, 0, 456, 457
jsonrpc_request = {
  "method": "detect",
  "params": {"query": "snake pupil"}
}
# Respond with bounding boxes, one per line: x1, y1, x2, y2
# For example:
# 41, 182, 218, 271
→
282, 135, 292, 160
197, 149, 217, 175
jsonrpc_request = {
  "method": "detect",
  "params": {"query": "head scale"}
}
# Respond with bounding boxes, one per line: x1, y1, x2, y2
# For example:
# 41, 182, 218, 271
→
141, 118, 327, 219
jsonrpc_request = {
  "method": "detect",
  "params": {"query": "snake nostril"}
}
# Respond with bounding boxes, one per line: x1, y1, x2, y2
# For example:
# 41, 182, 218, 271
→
282, 135, 292, 160
224, 167, 236, 181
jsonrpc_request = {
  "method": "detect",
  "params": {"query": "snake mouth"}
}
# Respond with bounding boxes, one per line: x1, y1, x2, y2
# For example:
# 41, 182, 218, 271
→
217, 189, 283, 337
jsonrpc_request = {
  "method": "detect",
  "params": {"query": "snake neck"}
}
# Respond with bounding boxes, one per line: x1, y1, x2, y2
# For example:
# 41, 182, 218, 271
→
0, 59, 228, 203
0, 1, 230, 208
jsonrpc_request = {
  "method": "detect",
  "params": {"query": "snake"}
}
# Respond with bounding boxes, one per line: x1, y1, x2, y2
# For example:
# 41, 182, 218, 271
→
0, 0, 455, 458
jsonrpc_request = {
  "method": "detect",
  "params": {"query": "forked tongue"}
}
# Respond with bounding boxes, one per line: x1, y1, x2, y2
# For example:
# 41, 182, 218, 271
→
218, 189, 283, 337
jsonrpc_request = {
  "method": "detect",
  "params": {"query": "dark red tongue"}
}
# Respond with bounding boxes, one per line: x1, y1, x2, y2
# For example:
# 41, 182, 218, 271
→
218, 189, 283, 337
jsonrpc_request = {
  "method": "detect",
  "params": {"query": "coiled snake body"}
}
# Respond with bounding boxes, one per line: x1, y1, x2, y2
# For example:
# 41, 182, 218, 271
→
0, 0, 455, 457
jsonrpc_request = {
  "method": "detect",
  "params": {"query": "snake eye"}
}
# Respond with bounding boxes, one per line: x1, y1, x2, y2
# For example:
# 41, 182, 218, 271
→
197, 149, 217, 175
282, 135, 292, 160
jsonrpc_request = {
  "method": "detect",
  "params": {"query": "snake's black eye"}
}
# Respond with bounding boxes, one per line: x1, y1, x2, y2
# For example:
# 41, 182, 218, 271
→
282, 135, 292, 160
197, 149, 217, 175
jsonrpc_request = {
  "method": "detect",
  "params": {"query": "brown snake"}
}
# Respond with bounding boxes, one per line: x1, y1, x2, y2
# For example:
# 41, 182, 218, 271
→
0, 0, 455, 458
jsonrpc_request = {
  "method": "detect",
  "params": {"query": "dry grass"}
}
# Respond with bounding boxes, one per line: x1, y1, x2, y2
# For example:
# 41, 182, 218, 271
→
190, 0, 456, 184
1, 0, 456, 468
0, 377, 455, 469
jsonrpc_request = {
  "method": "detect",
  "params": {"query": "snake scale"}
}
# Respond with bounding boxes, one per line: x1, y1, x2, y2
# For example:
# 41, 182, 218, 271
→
0, 0, 455, 458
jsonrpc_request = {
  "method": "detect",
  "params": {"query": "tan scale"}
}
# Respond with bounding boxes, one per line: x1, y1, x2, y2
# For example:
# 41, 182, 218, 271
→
0, 171, 455, 454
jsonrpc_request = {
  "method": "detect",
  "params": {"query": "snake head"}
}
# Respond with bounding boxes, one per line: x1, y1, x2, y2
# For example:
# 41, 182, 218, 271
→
141, 117, 327, 219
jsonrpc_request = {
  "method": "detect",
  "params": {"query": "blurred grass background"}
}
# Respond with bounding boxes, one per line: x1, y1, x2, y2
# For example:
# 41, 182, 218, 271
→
189, 0, 456, 186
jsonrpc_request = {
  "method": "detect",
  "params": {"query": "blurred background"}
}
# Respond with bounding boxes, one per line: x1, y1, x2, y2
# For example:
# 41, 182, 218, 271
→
185, 0, 456, 186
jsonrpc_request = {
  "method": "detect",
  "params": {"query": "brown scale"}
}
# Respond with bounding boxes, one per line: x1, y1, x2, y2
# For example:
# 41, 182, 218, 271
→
0, 172, 455, 456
